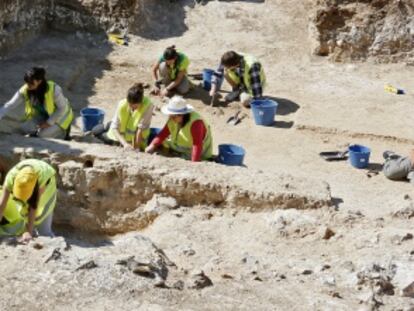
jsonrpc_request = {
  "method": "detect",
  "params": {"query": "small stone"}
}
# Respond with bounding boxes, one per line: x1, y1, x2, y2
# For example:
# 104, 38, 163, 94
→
202, 212, 214, 220
188, 270, 213, 289
182, 248, 196, 257
329, 291, 343, 299
318, 264, 331, 272
302, 269, 313, 275
171, 280, 184, 290
241, 254, 259, 266
75, 260, 98, 271
402, 282, 414, 298
221, 274, 234, 279
321, 227, 335, 240
44, 248, 61, 263
173, 211, 183, 218
402, 233, 413, 242
322, 275, 336, 286
391, 235, 402, 245
144, 195, 178, 214
32, 242, 43, 250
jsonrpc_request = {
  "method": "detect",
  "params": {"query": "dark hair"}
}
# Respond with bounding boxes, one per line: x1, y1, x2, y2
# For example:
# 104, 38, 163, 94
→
127, 83, 144, 104
24, 66, 46, 84
221, 51, 241, 67
163, 45, 178, 61
24, 67, 48, 105
181, 113, 191, 127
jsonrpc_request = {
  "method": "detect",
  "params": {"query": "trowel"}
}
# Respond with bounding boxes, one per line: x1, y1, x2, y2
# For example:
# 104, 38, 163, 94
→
319, 150, 348, 161
226, 110, 242, 126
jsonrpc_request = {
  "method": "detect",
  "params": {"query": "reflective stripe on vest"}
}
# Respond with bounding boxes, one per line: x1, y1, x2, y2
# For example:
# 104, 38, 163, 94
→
107, 97, 151, 146
226, 53, 266, 95
167, 111, 213, 160
19, 81, 73, 130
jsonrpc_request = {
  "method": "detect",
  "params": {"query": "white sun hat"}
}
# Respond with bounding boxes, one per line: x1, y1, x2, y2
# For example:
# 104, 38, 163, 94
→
161, 95, 194, 115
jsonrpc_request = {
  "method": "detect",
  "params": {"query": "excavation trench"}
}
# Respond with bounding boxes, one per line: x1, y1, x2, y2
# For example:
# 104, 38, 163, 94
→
0, 1, 332, 236
0, 0, 190, 55
0, 135, 332, 235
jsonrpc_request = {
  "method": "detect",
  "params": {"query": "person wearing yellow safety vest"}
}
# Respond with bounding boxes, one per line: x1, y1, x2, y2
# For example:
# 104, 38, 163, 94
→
0, 159, 57, 243
151, 45, 191, 98
209, 51, 266, 108
0, 67, 74, 139
0, 187, 26, 237
145, 96, 213, 162
100, 83, 154, 150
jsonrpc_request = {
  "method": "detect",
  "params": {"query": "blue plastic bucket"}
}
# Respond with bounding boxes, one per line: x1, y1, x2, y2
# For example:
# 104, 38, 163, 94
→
148, 127, 161, 145
218, 144, 245, 166
251, 99, 278, 126
348, 144, 371, 169
80, 108, 105, 132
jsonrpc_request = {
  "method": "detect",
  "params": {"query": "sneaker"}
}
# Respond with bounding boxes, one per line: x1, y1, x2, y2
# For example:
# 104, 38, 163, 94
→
225, 90, 240, 102
91, 123, 105, 136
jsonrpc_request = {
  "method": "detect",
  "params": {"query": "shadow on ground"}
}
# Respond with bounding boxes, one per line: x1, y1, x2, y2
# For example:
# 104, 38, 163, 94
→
0, 30, 112, 151
266, 96, 300, 116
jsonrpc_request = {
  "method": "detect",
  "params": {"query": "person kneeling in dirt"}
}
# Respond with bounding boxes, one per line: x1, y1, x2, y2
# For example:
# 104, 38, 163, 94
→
383, 149, 414, 183
0, 159, 57, 243
209, 51, 266, 108
0, 67, 74, 139
151, 46, 191, 97
96, 83, 154, 151
145, 96, 213, 162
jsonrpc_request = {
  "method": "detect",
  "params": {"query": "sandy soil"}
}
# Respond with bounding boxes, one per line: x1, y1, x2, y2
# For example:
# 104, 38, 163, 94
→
0, 0, 413, 310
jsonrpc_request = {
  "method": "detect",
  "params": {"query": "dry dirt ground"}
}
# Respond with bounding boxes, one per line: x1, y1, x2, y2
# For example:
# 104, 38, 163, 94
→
0, 0, 414, 310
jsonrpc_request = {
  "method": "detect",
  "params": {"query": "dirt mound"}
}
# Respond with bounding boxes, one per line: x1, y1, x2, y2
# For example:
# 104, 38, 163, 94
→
311, 0, 414, 63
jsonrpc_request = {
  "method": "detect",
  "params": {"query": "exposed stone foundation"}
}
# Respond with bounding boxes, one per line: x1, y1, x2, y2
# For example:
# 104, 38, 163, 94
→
310, 0, 414, 63
0, 135, 332, 235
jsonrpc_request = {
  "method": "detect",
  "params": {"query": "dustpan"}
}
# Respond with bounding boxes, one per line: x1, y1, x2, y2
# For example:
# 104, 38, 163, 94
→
319, 150, 348, 161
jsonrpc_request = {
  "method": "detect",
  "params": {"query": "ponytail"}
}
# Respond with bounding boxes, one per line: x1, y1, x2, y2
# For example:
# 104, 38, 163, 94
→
127, 83, 144, 104
163, 45, 178, 61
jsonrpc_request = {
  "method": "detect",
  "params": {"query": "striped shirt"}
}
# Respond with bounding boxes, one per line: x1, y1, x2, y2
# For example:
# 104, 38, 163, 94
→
211, 57, 263, 98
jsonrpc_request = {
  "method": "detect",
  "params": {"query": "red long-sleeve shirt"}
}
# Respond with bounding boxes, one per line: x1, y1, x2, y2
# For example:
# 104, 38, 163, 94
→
152, 120, 207, 162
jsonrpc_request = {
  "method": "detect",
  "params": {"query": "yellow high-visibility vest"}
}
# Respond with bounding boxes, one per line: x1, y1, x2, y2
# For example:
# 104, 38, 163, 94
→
19, 80, 74, 130
107, 97, 152, 148
166, 111, 212, 160
226, 53, 266, 95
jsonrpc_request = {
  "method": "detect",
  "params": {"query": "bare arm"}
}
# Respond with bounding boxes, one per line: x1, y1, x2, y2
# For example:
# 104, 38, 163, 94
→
152, 62, 160, 82
0, 188, 10, 222
110, 110, 132, 149
134, 129, 144, 150
21, 186, 45, 241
